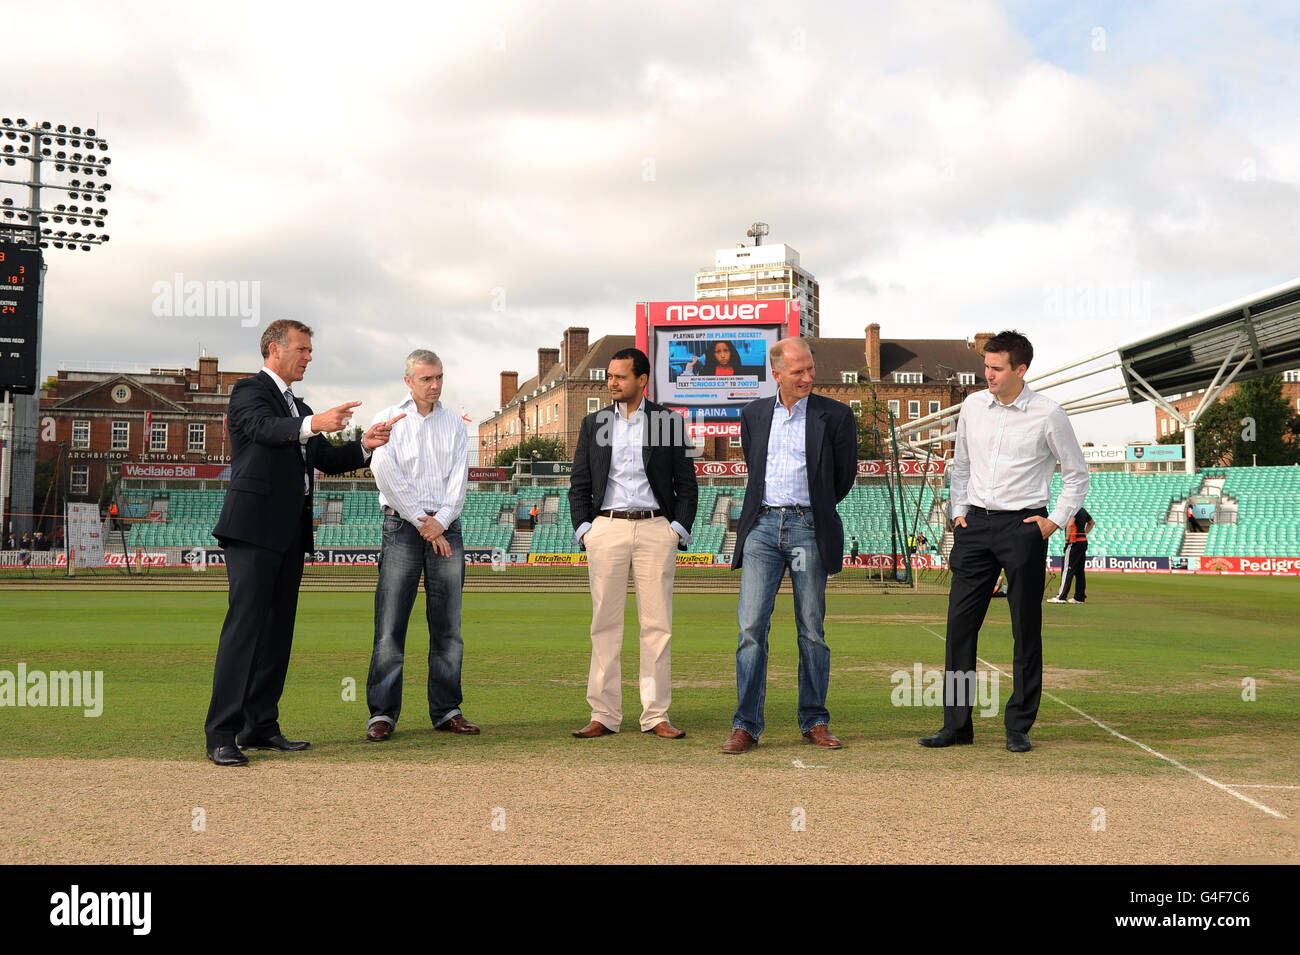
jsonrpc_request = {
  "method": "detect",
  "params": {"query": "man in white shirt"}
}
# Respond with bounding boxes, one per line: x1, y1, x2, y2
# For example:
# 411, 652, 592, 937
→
365, 349, 479, 741
568, 347, 698, 739
919, 330, 1089, 753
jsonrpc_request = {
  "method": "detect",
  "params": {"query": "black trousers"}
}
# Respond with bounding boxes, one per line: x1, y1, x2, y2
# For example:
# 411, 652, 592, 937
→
204, 525, 306, 748
1058, 540, 1088, 600
944, 506, 1048, 735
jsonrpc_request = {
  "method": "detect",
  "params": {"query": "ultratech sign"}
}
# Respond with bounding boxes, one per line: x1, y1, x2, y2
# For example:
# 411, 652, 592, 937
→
0, 242, 41, 394
528, 552, 588, 565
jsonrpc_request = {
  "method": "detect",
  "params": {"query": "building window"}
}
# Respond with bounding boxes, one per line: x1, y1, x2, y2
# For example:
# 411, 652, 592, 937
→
729, 436, 742, 448
150, 421, 168, 451
929, 400, 940, 415
72, 420, 90, 449
893, 372, 923, 384
70, 465, 89, 496
111, 384, 131, 403
111, 420, 129, 450
930, 428, 942, 441
690, 435, 706, 454
1160, 419, 1167, 436
841, 371, 859, 384
188, 423, 205, 452
590, 369, 606, 381
908, 400, 920, 419
849, 400, 862, 414
587, 398, 600, 412
1283, 369, 1300, 383
959, 372, 976, 386
887, 400, 900, 418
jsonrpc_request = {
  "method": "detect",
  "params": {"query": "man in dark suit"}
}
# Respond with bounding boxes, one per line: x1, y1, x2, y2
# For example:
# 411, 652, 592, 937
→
722, 337, 858, 754
568, 347, 698, 740
204, 319, 401, 766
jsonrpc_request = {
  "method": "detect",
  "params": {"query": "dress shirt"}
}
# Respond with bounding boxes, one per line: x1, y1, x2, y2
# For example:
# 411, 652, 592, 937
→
761, 396, 812, 507
949, 383, 1089, 530
574, 396, 690, 547
262, 367, 317, 445
600, 397, 658, 513
370, 395, 467, 531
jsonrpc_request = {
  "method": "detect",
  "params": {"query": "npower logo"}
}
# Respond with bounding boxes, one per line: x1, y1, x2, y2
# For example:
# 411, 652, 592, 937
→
663, 302, 774, 322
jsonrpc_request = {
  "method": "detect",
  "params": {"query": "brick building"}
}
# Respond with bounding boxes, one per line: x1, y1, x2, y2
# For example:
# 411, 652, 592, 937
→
478, 325, 989, 463
1154, 370, 1300, 447
37, 354, 256, 501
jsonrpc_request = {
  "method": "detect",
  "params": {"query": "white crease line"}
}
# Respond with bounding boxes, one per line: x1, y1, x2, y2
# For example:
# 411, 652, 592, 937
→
919, 626, 1287, 820
1221, 785, 1300, 790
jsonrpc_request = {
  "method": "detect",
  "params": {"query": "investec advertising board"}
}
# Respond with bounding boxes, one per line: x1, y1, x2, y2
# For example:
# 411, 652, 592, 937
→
636, 300, 801, 438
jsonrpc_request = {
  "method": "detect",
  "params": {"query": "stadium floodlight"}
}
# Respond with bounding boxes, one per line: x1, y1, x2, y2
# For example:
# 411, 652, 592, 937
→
0, 115, 111, 249
0, 113, 113, 543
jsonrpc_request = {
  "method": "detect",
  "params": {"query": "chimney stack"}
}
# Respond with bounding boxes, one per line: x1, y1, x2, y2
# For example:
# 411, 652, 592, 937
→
538, 347, 559, 382
973, 332, 995, 355
562, 326, 590, 373
500, 371, 519, 408
198, 355, 218, 392
865, 323, 881, 381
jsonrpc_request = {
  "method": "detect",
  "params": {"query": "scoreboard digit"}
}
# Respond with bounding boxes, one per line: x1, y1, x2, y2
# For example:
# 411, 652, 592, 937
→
0, 242, 42, 394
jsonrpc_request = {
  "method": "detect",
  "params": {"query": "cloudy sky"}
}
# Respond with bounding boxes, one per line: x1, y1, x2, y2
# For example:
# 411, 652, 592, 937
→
5, 0, 1299, 455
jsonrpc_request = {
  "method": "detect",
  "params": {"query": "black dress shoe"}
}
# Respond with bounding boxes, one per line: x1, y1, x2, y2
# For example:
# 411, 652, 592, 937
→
207, 744, 249, 767
237, 733, 310, 752
918, 727, 974, 748
1006, 731, 1032, 752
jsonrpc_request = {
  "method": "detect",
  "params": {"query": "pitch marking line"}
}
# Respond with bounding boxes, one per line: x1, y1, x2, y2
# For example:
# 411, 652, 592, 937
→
919, 626, 1286, 820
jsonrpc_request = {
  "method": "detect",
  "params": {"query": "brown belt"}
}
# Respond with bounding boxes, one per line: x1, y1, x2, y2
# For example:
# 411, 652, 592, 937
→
599, 509, 663, 520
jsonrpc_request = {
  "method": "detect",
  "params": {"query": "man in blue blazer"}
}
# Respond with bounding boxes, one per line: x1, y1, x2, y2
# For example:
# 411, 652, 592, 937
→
722, 337, 858, 754
204, 319, 401, 766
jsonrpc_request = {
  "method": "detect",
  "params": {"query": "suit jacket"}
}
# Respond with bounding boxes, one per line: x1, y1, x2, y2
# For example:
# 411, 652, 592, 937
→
213, 370, 367, 553
733, 392, 858, 575
568, 397, 698, 543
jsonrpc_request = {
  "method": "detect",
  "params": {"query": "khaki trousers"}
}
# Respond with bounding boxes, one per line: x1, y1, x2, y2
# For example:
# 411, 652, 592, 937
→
583, 514, 678, 731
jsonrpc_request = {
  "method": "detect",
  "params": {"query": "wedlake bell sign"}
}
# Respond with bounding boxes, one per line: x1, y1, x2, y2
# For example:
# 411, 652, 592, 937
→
120, 463, 231, 480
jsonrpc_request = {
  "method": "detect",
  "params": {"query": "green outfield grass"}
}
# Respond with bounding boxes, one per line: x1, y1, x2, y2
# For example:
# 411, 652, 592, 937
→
1, 575, 1297, 778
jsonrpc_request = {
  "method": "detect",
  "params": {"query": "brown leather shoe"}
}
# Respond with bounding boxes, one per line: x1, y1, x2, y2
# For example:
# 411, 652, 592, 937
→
722, 728, 758, 754
572, 720, 615, 738
366, 721, 392, 742
435, 714, 481, 735
644, 720, 685, 739
803, 724, 842, 749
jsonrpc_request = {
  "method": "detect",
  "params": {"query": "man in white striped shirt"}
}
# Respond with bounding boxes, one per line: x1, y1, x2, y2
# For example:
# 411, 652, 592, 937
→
364, 349, 480, 741
919, 330, 1089, 753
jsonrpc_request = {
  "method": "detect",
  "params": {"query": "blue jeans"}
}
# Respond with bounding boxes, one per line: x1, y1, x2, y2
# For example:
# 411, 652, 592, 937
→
733, 508, 830, 738
366, 514, 465, 729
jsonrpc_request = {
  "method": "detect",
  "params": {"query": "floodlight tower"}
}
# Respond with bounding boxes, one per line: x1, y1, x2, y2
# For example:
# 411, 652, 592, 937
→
0, 116, 112, 538
746, 221, 769, 247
